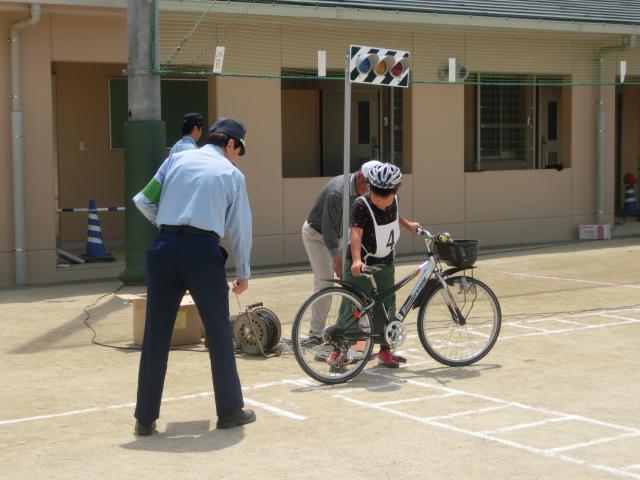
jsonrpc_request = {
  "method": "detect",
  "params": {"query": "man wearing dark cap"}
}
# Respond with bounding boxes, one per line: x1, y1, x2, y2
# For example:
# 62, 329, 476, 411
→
132, 117, 255, 435
167, 112, 204, 156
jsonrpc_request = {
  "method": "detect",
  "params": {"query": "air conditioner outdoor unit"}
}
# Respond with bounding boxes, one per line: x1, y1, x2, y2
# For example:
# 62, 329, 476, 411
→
438, 63, 470, 82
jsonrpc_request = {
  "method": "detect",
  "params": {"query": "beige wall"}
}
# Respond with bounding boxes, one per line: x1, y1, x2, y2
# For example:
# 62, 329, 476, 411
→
0, 13, 58, 284
0, 10, 127, 286
216, 77, 285, 268
412, 84, 466, 232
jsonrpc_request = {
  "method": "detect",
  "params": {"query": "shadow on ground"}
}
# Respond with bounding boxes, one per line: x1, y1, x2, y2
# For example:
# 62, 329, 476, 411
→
121, 420, 246, 453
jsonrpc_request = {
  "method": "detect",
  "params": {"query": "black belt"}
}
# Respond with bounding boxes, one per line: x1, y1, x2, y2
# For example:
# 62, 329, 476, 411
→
307, 220, 322, 234
160, 225, 220, 240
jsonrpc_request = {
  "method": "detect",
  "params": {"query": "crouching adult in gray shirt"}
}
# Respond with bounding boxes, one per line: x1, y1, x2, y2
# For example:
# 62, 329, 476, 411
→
301, 161, 380, 337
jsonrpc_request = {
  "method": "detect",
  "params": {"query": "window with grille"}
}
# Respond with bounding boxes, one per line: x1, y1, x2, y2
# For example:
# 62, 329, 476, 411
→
464, 74, 569, 172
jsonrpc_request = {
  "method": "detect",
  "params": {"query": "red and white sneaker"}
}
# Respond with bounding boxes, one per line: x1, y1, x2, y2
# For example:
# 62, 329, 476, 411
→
377, 348, 400, 368
391, 353, 407, 363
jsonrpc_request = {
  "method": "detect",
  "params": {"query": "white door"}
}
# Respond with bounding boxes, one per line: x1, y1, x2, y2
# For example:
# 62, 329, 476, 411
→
351, 91, 380, 169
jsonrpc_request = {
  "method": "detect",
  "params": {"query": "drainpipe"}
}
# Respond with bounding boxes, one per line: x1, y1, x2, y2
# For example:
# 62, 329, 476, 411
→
596, 34, 636, 225
10, 4, 41, 286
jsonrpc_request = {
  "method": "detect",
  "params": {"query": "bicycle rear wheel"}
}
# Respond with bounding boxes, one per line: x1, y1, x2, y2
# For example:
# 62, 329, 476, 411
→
292, 287, 374, 384
417, 276, 501, 366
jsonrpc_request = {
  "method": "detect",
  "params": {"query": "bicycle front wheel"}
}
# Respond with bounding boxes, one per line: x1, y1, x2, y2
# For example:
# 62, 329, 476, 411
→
417, 276, 501, 366
292, 287, 374, 384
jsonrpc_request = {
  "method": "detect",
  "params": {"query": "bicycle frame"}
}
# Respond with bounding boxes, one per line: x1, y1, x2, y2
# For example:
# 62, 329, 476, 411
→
361, 233, 468, 327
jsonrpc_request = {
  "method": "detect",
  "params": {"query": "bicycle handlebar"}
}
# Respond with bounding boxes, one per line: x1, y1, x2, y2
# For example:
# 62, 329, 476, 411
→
416, 228, 452, 243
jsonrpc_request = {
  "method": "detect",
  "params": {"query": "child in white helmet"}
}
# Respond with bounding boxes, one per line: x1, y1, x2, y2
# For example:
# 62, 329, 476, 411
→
330, 162, 421, 368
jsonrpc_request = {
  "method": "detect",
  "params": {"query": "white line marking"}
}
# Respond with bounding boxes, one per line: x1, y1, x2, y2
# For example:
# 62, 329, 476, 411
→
627, 465, 640, 471
482, 415, 576, 434
499, 319, 640, 340
508, 322, 552, 332
364, 371, 640, 435
425, 405, 508, 421
553, 319, 590, 326
334, 388, 640, 480
600, 314, 640, 323
497, 271, 640, 289
547, 432, 640, 453
0, 404, 135, 426
375, 393, 457, 406
246, 380, 294, 390
0, 381, 305, 427
243, 398, 306, 421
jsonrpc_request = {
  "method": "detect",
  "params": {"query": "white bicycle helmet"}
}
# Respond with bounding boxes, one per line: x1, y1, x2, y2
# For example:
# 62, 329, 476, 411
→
359, 160, 381, 179
367, 163, 402, 189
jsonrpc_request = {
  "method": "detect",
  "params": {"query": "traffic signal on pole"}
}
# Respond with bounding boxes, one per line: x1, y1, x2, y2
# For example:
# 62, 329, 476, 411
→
349, 45, 410, 88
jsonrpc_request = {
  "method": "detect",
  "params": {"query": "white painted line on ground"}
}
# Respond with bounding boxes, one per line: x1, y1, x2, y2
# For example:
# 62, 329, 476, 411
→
365, 371, 640, 435
552, 318, 589, 326
333, 393, 640, 479
482, 415, 576, 434
600, 314, 640, 323
571, 307, 640, 317
499, 319, 640, 340
0, 404, 135, 426
547, 432, 640, 453
497, 271, 640, 290
627, 465, 640, 471
375, 392, 457, 406
246, 380, 295, 390
243, 398, 306, 421
424, 405, 509, 421
508, 322, 552, 332
0, 381, 306, 427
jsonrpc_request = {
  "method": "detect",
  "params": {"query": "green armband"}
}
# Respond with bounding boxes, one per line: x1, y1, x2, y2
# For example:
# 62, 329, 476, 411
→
141, 179, 162, 203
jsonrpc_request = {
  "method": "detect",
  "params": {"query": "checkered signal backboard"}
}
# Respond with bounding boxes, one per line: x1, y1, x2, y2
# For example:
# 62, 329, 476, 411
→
349, 45, 410, 88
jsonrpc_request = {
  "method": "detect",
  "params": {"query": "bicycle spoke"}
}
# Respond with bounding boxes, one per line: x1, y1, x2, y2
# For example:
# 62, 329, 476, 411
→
418, 276, 501, 366
292, 287, 375, 384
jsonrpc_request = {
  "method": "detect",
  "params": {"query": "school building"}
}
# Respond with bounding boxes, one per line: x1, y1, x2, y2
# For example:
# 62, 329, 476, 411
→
1, 0, 639, 286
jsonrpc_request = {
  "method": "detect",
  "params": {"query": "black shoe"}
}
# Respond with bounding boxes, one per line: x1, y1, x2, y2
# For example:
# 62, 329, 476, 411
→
134, 420, 156, 436
216, 409, 256, 429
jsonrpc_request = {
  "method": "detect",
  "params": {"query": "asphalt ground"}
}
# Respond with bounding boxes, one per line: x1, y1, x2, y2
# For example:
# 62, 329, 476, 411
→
1, 236, 639, 479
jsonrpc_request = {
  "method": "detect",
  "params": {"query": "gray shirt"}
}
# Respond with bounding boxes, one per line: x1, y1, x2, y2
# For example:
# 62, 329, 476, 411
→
306, 174, 356, 256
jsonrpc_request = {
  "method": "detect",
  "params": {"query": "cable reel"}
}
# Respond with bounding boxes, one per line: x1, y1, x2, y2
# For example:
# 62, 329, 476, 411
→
232, 302, 281, 356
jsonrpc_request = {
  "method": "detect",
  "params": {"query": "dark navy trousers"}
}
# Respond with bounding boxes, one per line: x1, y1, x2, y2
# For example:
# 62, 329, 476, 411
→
135, 231, 244, 423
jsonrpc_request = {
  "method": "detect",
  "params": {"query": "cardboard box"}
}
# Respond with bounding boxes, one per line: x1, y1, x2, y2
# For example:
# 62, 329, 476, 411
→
119, 293, 203, 346
578, 224, 611, 240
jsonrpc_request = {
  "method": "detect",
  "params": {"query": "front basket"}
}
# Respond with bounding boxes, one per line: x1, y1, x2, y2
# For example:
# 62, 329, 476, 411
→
435, 240, 479, 268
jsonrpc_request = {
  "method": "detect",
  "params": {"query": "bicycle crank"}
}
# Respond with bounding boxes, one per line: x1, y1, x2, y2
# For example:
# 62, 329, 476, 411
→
384, 321, 406, 348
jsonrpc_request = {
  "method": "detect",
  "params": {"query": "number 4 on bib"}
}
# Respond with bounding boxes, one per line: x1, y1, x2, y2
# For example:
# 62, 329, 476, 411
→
386, 230, 395, 248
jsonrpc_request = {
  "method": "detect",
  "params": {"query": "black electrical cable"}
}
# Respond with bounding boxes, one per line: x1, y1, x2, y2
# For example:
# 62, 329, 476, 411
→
82, 286, 294, 354
82, 283, 142, 351
82, 284, 211, 352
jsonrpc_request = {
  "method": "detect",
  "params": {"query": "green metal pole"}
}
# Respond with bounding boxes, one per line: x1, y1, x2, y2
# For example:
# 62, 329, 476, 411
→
119, 0, 165, 285
120, 121, 165, 285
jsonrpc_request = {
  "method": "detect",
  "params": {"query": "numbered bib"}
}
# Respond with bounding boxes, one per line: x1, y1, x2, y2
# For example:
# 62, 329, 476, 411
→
360, 195, 400, 260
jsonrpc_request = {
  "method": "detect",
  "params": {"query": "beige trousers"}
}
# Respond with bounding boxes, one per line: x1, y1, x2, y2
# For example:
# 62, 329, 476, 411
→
301, 220, 339, 335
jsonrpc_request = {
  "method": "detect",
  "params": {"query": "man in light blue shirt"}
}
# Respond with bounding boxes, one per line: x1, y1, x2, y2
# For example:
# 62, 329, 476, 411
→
167, 112, 203, 156
133, 117, 256, 435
